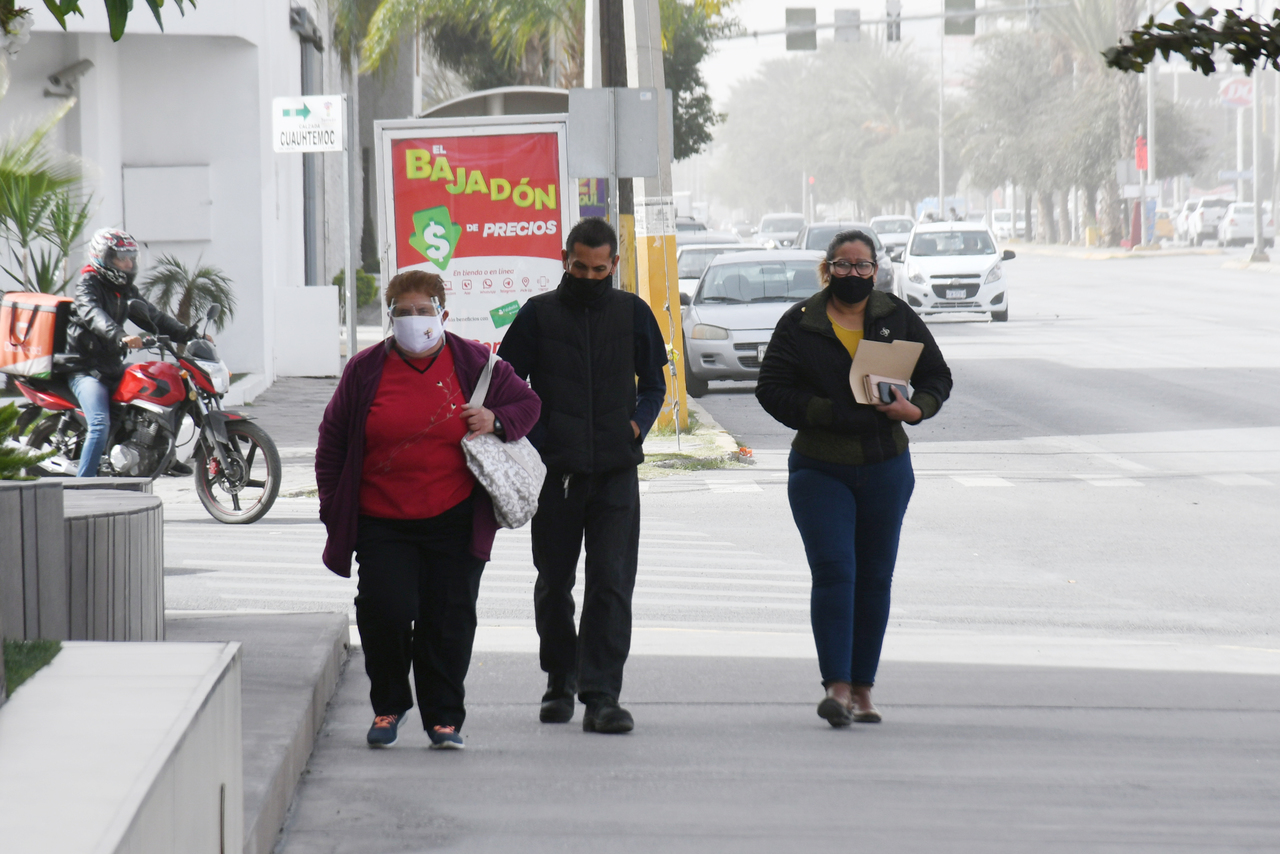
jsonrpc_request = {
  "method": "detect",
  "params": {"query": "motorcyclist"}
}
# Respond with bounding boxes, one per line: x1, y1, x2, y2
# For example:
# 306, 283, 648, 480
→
63, 228, 202, 477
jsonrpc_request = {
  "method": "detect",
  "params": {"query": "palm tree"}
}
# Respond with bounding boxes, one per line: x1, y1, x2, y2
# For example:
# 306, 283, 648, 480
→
138, 255, 237, 332
0, 81, 92, 292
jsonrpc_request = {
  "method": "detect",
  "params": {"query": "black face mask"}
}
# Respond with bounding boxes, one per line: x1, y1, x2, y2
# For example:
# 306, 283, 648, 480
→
563, 271, 612, 302
828, 273, 875, 305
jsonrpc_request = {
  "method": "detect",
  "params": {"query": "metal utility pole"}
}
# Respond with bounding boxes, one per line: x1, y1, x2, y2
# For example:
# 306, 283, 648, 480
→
1146, 0, 1156, 213
1237, 107, 1246, 205
938, 6, 945, 217
1141, 125, 1152, 248
1252, 0, 1268, 260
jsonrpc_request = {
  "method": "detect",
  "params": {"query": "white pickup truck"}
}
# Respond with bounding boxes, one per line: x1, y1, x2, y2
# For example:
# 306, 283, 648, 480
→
1187, 198, 1233, 245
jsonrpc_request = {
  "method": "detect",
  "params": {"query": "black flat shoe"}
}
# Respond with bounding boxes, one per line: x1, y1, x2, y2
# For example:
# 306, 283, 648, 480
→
817, 697, 853, 728
540, 673, 576, 723
582, 697, 633, 734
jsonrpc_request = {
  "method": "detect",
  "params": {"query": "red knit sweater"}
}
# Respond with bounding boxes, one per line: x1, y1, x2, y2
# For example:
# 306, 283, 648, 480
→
358, 343, 475, 519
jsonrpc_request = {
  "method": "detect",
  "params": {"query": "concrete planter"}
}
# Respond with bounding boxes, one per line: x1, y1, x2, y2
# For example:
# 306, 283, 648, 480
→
63, 491, 165, 641
0, 641, 244, 853
1, 480, 165, 643
0, 480, 69, 641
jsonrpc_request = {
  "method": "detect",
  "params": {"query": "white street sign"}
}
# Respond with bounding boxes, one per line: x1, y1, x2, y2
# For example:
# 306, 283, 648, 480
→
272, 95, 345, 153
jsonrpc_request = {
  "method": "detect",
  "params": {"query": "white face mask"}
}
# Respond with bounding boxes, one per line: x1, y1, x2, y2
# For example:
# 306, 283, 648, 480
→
392, 313, 444, 354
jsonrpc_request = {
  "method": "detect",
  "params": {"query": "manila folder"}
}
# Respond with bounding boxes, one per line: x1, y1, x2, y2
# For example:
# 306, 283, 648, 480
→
848, 339, 924, 404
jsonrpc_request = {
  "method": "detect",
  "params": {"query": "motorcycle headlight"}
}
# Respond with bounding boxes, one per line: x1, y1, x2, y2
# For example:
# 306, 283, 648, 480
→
907, 264, 926, 285
985, 263, 1004, 285
195, 359, 231, 394
690, 323, 729, 340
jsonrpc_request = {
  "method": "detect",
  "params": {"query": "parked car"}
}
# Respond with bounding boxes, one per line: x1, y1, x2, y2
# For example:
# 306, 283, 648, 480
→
679, 249, 824, 396
990, 209, 1014, 241
1187, 197, 1233, 245
1174, 199, 1198, 242
1153, 208, 1176, 241
793, 220, 896, 296
898, 222, 1015, 322
729, 220, 755, 239
676, 242, 757, 295
869, 215, 915, 255
753, 213, 806, 249
675, 216, 707, 234
1216, 202, 1275, 246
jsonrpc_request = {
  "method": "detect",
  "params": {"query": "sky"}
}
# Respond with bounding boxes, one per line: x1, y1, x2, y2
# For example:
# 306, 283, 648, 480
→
701, 0, 954, 107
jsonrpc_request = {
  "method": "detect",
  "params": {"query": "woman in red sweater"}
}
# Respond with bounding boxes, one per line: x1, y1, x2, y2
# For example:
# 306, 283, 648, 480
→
316, 270, 540, 750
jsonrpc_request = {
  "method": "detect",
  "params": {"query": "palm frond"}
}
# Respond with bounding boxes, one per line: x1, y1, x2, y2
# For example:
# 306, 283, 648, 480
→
139, 254, 237, 331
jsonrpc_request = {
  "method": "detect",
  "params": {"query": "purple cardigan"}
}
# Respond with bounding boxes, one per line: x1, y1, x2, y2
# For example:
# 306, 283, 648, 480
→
315, 333, 542, 577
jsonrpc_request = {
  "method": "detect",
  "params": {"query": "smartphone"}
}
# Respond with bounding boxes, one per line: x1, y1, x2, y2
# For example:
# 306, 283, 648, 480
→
878, 382, 908, 404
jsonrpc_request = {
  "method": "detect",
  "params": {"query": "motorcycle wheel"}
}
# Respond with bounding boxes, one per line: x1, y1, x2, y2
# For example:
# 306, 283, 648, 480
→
25, 416, 83, 477
194, 420, 282, 524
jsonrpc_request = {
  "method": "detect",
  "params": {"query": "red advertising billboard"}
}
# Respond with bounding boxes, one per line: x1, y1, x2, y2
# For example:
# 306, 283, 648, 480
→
379, 121, 573, 349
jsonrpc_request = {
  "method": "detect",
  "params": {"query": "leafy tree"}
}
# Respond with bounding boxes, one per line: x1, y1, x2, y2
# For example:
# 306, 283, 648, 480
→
138, 254, 236, 331
349, 0, 735, 160
709, 41, 941, 217
0, 402, 53, 480
2, 1, 198, 43
0, 75, 93, 292
1104, 3, 1280, 76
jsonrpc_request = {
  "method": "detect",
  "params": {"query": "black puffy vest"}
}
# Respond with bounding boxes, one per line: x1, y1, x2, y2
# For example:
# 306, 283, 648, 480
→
527, 284, 641, 474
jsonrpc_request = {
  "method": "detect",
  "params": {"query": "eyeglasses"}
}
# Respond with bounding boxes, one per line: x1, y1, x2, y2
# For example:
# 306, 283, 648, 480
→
389, 300, 441, 318
829, 260, 876, 276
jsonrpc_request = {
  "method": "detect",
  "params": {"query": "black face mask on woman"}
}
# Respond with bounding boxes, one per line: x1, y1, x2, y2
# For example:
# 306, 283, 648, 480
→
827, 272, 875, 305
563, 271, 613, 302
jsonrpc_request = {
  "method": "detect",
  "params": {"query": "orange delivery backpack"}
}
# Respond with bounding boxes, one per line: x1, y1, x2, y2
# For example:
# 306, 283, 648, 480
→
1, 291, 73, 379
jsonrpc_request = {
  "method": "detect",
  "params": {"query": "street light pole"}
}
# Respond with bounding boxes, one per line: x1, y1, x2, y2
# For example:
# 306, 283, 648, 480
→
1252, 0, 1268, 260
938, 4, 945, 217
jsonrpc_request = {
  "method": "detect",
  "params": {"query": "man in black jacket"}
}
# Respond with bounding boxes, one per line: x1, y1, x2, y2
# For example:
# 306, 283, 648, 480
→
498, 218, 668, 734
65, 228, 199, 477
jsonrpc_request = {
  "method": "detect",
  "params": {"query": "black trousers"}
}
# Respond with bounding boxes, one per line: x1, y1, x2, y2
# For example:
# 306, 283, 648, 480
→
531, 466, 641, 700
353, 501, 484, 730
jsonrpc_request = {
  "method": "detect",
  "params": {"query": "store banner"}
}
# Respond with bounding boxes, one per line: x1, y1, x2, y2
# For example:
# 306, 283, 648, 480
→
384, 126, 572, 349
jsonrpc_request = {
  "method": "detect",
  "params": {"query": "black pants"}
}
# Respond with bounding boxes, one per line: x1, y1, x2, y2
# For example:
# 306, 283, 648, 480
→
354, 501, 484, 730
531, 466, 641, 700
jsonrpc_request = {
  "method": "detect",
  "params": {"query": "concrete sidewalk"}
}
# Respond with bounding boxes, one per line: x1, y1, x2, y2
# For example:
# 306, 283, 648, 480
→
275, 651, 1280, 853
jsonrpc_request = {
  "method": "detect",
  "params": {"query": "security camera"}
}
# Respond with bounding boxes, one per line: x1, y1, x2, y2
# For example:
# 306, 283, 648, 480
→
47, 59, 95, 91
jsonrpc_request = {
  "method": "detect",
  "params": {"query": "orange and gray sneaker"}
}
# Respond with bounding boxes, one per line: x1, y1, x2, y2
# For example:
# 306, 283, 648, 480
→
366, 714, 401, 747
428, 725, 465, 749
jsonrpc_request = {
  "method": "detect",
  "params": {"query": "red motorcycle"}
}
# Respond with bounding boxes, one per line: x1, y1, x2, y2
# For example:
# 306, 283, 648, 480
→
12, 303, 281, 524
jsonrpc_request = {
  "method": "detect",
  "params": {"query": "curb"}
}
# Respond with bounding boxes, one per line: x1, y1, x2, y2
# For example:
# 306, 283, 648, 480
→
686, 398, 743, 458
165, 612, 350, 854
1008, 244, 1224, 261
224, 373, 270, 407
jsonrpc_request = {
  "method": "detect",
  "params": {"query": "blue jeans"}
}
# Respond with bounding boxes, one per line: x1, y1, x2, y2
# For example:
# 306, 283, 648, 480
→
788, 449, 915, 687
68, 373, 111, 477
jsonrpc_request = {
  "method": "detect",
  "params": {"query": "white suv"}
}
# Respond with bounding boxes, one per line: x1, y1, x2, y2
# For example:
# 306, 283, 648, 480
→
1188, 198, 1233, 245
899, 222, 1015, 322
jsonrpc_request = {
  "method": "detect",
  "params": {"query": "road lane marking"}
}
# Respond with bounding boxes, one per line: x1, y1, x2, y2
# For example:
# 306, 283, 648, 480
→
704, 480, 763, 493
1073, 474, 1144, 487
1204, 473, 1273, 486
951, 475, 1014, 487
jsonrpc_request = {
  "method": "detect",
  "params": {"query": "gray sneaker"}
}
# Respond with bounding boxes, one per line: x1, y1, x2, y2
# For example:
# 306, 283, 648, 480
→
428, 725, 465, 749
366, 714, 401, 747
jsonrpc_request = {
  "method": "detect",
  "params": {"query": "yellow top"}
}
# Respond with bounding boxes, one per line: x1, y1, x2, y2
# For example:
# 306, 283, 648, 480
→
831, 324, 863, 359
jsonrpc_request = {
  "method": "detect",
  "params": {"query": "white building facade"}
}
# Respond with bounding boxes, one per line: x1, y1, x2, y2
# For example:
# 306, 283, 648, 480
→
1, 0, 374, 382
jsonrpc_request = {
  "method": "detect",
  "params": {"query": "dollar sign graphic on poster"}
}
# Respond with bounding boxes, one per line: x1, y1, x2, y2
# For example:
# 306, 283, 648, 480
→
422, 221, 451, 261
409, 206, 462, 271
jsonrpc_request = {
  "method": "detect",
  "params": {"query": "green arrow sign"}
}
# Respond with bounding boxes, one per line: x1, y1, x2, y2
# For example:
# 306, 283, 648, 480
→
282, 104, 313, 119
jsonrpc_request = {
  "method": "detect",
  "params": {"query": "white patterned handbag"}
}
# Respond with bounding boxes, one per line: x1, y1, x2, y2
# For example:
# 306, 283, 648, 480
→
461, 352, 547, 529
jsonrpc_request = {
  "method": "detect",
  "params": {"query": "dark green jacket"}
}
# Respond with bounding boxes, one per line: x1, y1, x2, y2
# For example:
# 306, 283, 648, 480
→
755, 289, 952, 465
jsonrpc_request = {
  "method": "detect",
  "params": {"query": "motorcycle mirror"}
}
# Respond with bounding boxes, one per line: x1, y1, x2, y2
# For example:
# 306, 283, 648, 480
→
206, 303, 221, 321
